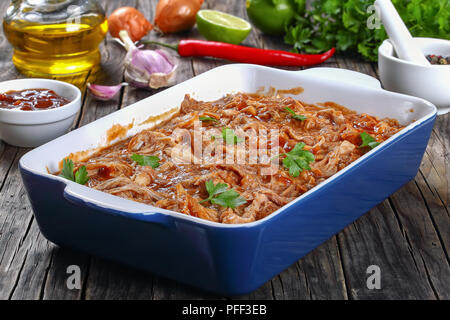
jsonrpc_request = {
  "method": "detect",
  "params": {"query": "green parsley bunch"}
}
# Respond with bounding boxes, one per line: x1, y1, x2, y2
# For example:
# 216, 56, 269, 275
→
284, 0, 449, 61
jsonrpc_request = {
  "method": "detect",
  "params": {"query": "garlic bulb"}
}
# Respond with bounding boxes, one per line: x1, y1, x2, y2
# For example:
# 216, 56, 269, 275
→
119, 30, 177, 89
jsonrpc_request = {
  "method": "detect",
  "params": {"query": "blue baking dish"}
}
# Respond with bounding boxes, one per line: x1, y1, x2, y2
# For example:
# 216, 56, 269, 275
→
19, 65, 437, 295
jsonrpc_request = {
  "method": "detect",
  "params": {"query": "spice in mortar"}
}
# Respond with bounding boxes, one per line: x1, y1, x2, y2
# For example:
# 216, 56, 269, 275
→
426, 54, 449, 65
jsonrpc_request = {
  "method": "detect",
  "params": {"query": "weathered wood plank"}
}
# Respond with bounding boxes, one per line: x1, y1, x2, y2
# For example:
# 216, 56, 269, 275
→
235, 281, 275, 300
0, 0, 21, 189
416, 126, 450, 257
336, 53, 379, 78
9, 221, 54, 300
296, 240, 348, 299
42, 247, 90, 300
0, 144, 18, 192
423, 116, 449, 207
389, 181, 450, 299
151, 276, 221, 300
0, 149, 36, 299
84, 257, 154, 300
415, 171, 449, 260
433, 114, 449, 156
337, 199, 437, 299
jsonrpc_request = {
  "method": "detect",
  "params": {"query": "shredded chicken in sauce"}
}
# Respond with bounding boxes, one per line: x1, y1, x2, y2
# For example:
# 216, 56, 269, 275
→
62, 93, 404, 224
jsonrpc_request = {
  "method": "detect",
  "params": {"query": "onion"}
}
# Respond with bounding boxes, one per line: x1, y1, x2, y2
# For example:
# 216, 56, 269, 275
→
154, 0, 204, 33
108, 7, 153, 42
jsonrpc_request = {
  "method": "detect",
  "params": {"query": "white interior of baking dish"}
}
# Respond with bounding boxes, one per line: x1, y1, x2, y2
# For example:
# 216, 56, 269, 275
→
19, 64, 436, 226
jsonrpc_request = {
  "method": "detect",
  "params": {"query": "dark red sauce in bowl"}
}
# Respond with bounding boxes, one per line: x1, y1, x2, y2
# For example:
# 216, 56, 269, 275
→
0, 88, 70, 111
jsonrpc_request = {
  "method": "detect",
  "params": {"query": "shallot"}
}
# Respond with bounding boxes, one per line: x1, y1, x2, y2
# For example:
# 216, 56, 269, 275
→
154, 0, 203, 33
108, 7, 153, 42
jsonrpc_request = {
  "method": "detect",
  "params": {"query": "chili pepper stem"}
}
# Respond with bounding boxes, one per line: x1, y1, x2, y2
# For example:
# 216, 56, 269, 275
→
140, 40, 179, 52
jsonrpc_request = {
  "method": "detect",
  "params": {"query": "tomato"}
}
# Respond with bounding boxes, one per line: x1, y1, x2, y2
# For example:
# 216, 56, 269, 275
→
246, 0, 302, 36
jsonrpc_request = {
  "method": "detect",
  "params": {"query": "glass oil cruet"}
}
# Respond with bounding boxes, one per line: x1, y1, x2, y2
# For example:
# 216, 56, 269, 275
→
3, 0, 108, 79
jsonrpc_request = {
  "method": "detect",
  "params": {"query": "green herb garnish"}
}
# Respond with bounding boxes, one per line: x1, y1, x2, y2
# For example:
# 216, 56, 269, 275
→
284, 0, 449, 62
200, 180, 247, 209
74, 166, 90, 185
359, 132, 380, 149
222, 127, 244, 144
199, 116, 218, 122
211, 127, 244, 144
284, 107, 307, 121
59, 158, 89, 185
131, 154, 160, 168
275, 142, 315, 178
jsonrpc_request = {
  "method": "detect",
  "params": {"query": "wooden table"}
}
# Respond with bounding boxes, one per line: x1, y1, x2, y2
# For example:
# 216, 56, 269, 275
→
0, 0, 448, 300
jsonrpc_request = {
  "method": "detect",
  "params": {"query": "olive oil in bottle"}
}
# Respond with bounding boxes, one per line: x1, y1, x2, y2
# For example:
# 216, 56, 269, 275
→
3, 0, 107, 78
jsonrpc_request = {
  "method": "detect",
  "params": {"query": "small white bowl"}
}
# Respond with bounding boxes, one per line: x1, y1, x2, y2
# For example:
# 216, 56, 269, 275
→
0, 79, 81, 147
379, 37, 450, 115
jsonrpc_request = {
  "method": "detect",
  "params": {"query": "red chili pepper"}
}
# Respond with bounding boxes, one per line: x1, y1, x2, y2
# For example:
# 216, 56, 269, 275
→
141, 40, 335, 67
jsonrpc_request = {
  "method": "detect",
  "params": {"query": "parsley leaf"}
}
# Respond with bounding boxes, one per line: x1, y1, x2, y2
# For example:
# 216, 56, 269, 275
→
75, 166, 89, 185
199, 116, 218, 122
212, 127, 244, 144
59, 158, 89, 185
275, 142, 315, 178
222, 127, 244, 144
200, 180, 247, 209
204, 180, 229, 198
131, 154, 160, 168
284, 107, 307, 121
359, 132, 380, 149
60, 158, 75, 181
211, 190, 247, 208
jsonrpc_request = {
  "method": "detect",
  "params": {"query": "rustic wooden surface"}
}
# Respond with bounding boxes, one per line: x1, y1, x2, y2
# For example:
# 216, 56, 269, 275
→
0, 0, 448, 300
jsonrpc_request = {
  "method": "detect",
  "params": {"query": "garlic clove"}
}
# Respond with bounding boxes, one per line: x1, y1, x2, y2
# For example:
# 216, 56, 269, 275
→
87, 83, 128, 101
119, 30, 178, 90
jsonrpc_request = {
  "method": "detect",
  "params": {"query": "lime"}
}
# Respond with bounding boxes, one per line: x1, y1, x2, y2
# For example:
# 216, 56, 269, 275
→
196, 10, 252, 45
246, 0, 298, 36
